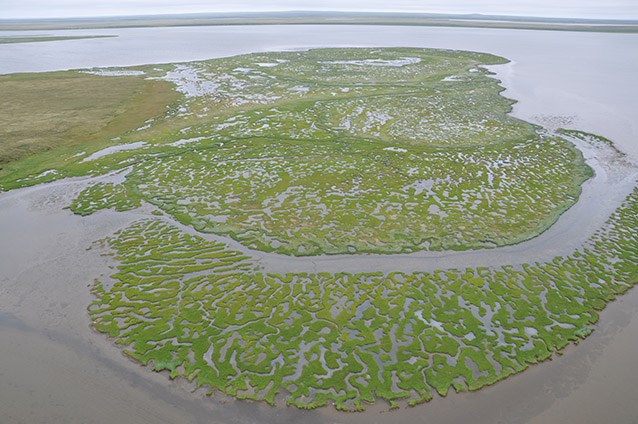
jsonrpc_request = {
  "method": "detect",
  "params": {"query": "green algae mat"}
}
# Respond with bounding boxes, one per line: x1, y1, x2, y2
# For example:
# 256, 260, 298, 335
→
2, 47, 636, 410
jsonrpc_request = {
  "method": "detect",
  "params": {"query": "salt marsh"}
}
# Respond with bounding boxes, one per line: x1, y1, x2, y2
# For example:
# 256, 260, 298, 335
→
5, 24, 631, 420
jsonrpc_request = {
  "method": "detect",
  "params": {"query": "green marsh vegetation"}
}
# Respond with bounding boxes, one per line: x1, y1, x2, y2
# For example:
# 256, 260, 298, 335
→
10, 47, 590, 255
2, 48, 636, 410
89, 184, 638, 409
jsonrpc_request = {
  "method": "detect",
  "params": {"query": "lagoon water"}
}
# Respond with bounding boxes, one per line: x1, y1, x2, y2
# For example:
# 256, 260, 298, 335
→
1, 24, 638, 424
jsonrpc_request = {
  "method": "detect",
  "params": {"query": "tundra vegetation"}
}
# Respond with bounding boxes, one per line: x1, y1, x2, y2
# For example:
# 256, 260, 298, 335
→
2, 48, 635, 410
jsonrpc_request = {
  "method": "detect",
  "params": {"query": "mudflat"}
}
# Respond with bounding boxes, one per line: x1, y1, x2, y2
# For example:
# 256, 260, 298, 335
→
2, 178, 638, 423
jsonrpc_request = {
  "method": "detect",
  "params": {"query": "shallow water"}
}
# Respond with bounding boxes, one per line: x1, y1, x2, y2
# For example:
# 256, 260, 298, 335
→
1, 24, 638, 424
81, 141, 147, 162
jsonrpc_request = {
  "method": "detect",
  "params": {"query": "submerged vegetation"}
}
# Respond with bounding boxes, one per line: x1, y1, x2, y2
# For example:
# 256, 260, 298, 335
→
3, 48, 636, 410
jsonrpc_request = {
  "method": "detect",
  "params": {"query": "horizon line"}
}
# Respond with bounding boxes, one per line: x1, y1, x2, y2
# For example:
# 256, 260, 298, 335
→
2, 10, 638, 23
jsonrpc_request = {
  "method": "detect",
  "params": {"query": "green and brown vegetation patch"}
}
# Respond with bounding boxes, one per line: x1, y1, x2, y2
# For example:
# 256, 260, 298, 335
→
0, 70, 177, 175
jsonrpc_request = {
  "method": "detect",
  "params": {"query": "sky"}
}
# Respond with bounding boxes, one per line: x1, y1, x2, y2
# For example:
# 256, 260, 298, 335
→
1, 0, 637, 20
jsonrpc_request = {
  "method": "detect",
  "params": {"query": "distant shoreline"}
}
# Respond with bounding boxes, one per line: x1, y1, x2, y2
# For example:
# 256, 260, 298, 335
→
2, 12, 638, 33
0, 35, 116, 44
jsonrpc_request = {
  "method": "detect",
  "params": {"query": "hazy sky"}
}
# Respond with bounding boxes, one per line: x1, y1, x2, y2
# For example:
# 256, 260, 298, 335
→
2, 0, 637, 20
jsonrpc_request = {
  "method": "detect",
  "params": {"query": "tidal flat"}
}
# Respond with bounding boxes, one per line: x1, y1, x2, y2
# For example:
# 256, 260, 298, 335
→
3, 46, 637, 410
3, 24, 638, 422
2, 173, 638, 423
